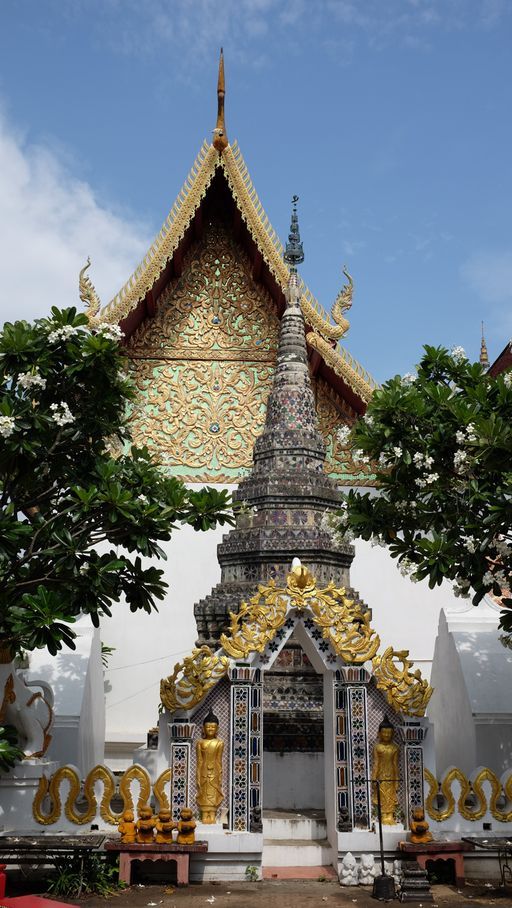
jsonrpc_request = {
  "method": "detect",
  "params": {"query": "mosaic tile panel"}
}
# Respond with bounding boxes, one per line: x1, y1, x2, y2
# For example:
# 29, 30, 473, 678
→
347, 685, 371, 828
405, 745, 424, 826
334, 681, 351, 828
230, 684, 250, 832
170, 744, 189, 821
249, 671, 263, 831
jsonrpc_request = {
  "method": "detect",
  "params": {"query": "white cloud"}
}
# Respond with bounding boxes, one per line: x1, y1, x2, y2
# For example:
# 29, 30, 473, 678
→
0, 111, 151, 324
88, 0, 511, 64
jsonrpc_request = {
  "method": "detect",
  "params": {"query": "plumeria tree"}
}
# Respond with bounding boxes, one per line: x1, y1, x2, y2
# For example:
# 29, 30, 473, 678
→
0, 307, 233, 660
329, 345, 512, 636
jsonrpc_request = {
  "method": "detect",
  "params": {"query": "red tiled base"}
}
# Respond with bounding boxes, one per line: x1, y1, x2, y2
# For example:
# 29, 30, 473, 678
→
263, 865, 338, 880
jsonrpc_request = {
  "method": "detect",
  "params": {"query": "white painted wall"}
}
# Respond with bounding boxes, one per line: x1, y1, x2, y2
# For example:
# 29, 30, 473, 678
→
263, 752, 324, 809
26, 618, 105, 774
102, 514, 233, 743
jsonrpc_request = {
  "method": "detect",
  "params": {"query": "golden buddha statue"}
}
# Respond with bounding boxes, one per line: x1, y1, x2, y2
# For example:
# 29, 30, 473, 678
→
118, 808, 137, 843
371, 715, 400, 825
409, 806, 433, 844
177, 807, 197, 844
196, 708, 224, 824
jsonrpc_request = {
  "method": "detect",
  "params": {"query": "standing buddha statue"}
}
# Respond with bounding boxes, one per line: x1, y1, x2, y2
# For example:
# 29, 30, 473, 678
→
371, 715, 400, 825
196, 708, 224, 824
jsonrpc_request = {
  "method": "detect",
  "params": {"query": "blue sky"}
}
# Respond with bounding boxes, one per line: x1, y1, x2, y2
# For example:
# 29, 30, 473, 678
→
0, 0, 511, 382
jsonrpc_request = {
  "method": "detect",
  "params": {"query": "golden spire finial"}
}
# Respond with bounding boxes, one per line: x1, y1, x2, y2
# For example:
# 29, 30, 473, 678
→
212, 48, 228, 152
480, 321, 489, 368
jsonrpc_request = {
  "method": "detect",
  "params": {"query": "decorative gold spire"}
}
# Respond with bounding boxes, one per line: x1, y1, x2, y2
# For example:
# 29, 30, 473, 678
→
79, 257, 101, 323
212, 48, 228, 152
480, 321, 489, 368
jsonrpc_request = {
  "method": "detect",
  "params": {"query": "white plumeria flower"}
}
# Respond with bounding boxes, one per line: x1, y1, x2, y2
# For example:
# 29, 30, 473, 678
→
454, 450, 469, 473
0, 415, 16, 438
50, 402, 75, 427
503, 372, 512, 388
18, 370, 46, 390
450, 345, 467, 363
337, 425, 352, 445
464, 537, 477, 554
96, 322, 124, 341
47, 324, 81, 343
401, 373, 417, 385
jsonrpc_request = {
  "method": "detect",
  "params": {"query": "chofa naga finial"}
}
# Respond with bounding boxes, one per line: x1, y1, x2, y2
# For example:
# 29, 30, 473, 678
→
283, 195, 305, 272
212, 48, 228, 152
331, 264, 354, 338
79, 257, 101, 323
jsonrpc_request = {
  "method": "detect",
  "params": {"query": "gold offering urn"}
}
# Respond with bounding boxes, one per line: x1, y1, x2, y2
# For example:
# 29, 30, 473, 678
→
196, 708, 224, 824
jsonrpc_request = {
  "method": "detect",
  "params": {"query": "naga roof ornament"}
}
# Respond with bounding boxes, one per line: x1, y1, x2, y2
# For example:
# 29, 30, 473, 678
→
79, 257, 101, 324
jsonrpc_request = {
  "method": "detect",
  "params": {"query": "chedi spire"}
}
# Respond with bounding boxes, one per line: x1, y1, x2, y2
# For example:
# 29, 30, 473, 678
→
253, 196, 325, 469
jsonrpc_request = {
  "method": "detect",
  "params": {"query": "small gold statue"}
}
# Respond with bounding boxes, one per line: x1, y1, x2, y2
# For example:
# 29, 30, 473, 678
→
136, 805, 156, 844
118, 808, 137, 843
176, 807, 197, 844
409, 806, 433, 844
155, 808, 176, 844
372, 715, 400, 825
196, 708, 224, 824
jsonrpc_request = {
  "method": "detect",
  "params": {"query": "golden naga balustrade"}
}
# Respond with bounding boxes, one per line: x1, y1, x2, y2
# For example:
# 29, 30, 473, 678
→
33, 764, 172, 826
424, 767, 512, 823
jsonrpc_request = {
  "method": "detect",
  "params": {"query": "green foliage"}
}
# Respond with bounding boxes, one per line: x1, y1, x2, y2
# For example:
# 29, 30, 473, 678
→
47, 853, 123, 898
334, 346, 512, 632
0, 724, 24, 773
0, 307, 233, 657
245, 864, 259, 882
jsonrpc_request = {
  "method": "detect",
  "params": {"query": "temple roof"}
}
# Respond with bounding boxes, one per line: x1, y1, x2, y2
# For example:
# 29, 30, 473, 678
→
95, 57, 378, 410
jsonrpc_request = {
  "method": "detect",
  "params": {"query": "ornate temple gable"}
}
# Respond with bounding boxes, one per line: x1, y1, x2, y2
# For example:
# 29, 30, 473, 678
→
160, 566, 433, 719
125, 219, 374, 484
91, 71, 377, 410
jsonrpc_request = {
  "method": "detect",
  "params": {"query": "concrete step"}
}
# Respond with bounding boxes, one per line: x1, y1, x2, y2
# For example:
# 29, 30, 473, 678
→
263, 837, 334, 867
262, 812, 327, 841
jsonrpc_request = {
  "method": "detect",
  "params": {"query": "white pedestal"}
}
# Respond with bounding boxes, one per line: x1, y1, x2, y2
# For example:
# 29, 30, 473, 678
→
0, 759, 59, 833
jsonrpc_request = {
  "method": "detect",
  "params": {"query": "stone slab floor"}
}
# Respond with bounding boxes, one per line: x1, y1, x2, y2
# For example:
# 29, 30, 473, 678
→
75, 881, 510, 908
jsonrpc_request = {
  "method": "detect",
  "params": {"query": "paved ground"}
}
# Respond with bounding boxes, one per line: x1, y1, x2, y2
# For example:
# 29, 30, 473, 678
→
69, 880, 512, 908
